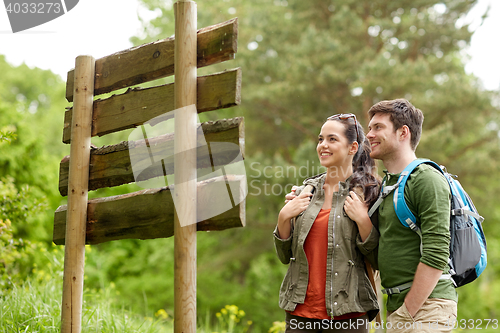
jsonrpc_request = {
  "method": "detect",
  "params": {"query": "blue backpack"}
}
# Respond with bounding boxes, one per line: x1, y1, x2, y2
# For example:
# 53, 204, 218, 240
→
370, 159, 487, 288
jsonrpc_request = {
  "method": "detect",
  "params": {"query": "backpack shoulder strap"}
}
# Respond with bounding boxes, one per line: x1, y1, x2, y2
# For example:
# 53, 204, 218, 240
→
394, 159, 446, 256
393, 159, 444, 230
367, 159, 444, 221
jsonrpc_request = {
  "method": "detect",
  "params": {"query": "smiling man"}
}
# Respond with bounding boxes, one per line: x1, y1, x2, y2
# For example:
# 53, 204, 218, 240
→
366, 99, 458, 332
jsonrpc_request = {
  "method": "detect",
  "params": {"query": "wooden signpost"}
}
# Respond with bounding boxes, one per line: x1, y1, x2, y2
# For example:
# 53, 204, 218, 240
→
60, 55, 95, 333
55, 2, 244, 332
173, 2, 198, 330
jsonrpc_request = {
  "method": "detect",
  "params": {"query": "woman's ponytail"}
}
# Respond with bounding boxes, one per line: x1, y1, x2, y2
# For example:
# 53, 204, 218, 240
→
327, 116, 381, 207
351, 125, 381, 208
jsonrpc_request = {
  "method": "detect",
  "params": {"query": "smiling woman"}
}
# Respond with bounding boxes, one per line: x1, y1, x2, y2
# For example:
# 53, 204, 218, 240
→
273, 114, 381, 332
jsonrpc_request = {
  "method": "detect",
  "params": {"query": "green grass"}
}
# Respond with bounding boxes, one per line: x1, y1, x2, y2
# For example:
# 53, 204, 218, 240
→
4, 270, 497, 333
0, 270, 255, 333
0, 276, 173, 333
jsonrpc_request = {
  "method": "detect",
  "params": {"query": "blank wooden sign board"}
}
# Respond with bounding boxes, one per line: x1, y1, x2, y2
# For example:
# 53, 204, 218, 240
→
54, 2, 245, 332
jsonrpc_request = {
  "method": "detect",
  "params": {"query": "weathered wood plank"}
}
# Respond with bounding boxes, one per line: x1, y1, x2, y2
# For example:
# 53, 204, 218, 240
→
53, 175, 246, 245
63, 68, 241, 143
65, 18, 238, 102
59, 117, 244, 196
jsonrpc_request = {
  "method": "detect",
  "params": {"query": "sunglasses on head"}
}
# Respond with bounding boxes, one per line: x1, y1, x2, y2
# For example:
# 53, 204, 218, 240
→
327, 113, 359, 142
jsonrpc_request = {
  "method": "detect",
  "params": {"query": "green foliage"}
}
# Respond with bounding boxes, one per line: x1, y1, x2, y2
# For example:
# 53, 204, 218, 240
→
0, 218, 33, 293
0, 177, 49, 293
0, 177, 47, 235
133, 0, 491, 154
0, 125, 17, 144
0, 56, 68, 242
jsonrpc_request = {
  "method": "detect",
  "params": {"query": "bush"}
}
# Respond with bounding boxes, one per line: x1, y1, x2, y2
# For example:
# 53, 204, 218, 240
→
0, 218, 35, 293
0, 177, 48, 293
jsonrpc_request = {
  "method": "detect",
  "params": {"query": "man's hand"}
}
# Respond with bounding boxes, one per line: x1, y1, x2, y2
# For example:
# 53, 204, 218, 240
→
404, 263, 444, 317
284, 186, 298, 204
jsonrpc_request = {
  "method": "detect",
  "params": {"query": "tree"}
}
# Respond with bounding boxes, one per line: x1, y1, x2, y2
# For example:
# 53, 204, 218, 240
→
133, 0, 495, 155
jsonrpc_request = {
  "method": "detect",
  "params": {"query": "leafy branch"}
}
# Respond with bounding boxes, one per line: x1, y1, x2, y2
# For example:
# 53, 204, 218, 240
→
0, 126, 17, 144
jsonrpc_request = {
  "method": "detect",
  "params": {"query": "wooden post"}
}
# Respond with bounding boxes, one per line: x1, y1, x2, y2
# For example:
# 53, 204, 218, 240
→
173, 1, 197, 332
60, 55, 95, 333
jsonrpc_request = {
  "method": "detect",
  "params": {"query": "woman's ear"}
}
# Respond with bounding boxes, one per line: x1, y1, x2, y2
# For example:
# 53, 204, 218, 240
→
349, 141, 359, 156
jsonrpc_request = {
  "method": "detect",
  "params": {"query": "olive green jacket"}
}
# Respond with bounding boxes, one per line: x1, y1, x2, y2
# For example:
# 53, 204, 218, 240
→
273, 173, 380, 321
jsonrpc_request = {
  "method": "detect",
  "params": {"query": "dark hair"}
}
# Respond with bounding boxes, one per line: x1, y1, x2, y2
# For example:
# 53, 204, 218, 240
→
368, 99, 424, 151
329, 117, 381, 207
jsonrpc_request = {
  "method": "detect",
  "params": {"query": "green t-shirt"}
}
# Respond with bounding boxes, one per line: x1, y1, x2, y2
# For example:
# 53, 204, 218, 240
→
378, 164, 458, 312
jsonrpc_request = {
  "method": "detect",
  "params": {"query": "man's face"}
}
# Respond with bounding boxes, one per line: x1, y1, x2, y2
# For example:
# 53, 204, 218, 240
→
367, 113, 400, 161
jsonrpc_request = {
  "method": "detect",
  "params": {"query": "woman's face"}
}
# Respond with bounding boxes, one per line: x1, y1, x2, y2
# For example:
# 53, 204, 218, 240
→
317, 120, 357, 170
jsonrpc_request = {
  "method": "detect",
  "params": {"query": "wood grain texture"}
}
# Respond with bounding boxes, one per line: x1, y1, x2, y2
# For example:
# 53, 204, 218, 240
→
53, 175, 246, 245
60, 55, 95, 333
58, 117, 244, 196
65, 18, 237, 102
173, 2, 198, 332
62, 68, 241, 143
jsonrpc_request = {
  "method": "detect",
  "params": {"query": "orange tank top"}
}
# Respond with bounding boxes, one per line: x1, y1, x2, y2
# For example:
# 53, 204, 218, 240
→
290, 208, 365, 320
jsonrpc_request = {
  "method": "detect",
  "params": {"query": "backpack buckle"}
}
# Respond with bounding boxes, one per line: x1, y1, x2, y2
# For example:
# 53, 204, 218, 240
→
381, 282, 413, 295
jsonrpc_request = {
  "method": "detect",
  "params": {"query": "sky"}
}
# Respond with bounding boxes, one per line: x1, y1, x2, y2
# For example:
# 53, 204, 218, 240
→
0, 0, 499, 91
0, 0, 148, 81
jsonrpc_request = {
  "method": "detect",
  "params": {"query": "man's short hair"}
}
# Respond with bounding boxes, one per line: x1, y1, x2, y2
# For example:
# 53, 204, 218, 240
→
368, 99, 424, 151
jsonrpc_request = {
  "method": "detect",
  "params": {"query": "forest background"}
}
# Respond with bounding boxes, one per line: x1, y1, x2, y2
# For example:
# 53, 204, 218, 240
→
1, 0, 500, 332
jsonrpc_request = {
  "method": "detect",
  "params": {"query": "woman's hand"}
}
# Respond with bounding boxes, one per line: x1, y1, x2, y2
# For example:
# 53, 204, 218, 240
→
279, 190, 313, 221
344, 190, 368, 221
344, 191, 372, 241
